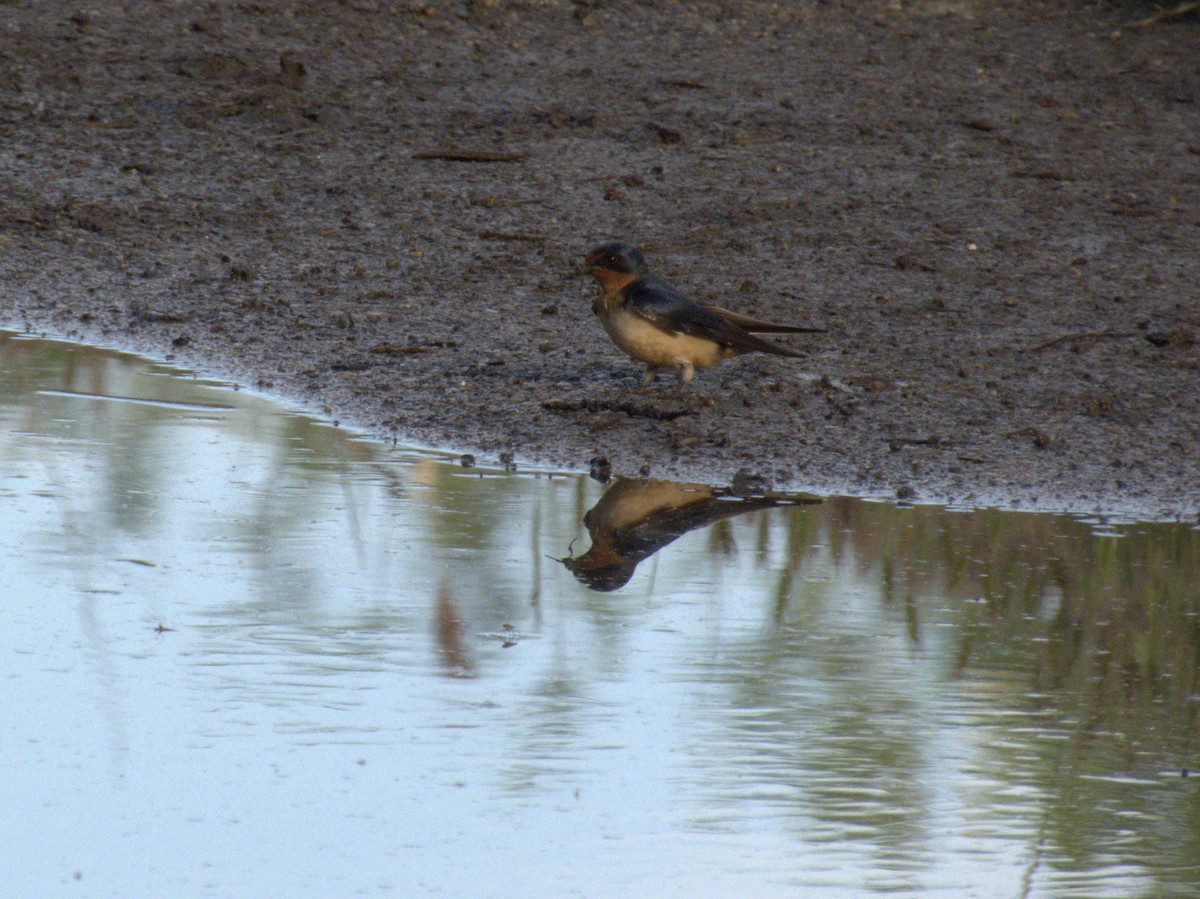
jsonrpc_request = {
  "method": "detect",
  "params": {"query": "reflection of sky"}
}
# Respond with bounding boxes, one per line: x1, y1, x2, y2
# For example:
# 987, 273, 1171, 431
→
0, 332, 1197, 897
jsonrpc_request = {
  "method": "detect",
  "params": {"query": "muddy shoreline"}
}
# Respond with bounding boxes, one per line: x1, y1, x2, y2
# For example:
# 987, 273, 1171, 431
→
2, 1, 1198, 519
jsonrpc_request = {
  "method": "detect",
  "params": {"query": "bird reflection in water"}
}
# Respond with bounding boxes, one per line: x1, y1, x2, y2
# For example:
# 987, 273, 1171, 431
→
562, 477, 820, 591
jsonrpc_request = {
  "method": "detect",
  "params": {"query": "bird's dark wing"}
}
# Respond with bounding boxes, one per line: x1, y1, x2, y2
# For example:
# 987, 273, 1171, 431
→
624, 277, 803, 357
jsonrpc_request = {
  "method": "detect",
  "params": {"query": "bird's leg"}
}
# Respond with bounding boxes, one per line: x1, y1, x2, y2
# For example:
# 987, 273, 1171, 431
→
677, 361, 696, 386
639, 366, 660, 388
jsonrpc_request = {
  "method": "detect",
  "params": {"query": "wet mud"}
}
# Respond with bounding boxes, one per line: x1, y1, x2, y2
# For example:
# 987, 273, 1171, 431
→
1, 0, 1197, 518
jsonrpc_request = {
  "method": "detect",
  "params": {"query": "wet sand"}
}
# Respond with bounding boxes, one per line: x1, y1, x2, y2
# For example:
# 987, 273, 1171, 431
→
2, 0, 1197, 518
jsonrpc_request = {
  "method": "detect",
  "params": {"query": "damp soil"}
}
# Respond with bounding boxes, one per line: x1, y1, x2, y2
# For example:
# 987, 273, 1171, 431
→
1, 0, 1198, 519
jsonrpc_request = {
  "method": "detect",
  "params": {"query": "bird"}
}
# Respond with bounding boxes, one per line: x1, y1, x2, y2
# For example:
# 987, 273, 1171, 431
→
582, 241, 823, 386
560, 476, 820, 591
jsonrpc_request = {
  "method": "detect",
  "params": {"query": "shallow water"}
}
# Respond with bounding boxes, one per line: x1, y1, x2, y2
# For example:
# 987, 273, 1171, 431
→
2, 331, 1198, 897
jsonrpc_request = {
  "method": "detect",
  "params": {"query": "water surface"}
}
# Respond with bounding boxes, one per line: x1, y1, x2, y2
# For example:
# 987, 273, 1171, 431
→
2, 331, 1198, 897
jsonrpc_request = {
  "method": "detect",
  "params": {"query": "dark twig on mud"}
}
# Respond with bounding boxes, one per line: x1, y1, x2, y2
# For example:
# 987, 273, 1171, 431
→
1024, 330, 1136, 353
888, 436, 952, 451
543, 398, 693, 422
412, 150, 525, 162
369, 340, 457, 354
658, 77, 708, 90
477, 230, 548, 242
1131, 1, 1200, 28
369, 345, 432, 355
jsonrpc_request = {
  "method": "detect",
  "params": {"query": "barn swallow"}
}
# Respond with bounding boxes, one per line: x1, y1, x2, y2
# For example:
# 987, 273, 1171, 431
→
582, 242, 823, 386
561, 476, 819, 591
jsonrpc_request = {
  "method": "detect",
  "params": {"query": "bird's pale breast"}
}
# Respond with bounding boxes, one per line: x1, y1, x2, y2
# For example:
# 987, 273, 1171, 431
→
599, 306, 729, 371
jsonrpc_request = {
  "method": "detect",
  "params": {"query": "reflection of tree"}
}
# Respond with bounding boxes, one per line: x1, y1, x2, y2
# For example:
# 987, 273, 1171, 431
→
814, 500, 1200, 745
2, 334, 196, 533
698, 498, 1200, 892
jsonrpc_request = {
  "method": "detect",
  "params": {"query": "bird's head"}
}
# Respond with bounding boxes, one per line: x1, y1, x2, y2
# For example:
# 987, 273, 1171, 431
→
583, 242, 648, 290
